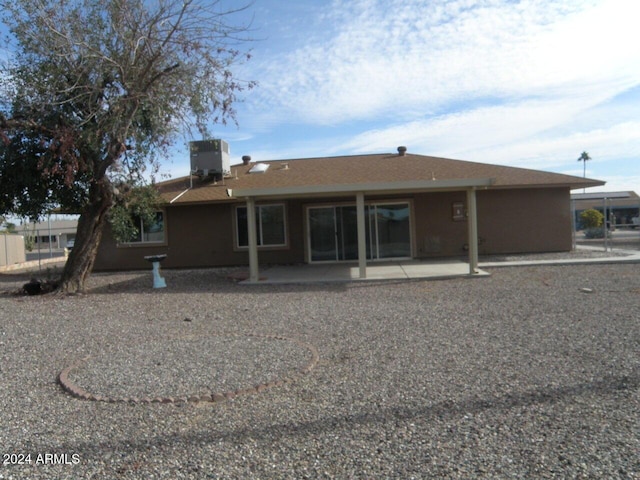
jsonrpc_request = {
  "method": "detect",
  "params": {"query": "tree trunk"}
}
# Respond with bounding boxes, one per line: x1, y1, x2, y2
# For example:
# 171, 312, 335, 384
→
58, 177, 113, 293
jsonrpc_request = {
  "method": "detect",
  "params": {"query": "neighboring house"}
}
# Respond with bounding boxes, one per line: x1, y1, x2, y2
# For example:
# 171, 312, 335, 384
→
19, 218, 79, 250
571, 191, 640, 229
94, 146, 604, 278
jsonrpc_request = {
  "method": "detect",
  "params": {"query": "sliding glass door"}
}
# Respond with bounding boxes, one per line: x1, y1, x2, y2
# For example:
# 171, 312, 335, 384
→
308, 207, 338, 261
308, 203, 411, 262
374, 204, 411, 258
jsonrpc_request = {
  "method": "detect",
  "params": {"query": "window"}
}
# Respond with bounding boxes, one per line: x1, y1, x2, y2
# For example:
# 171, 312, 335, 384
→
127, 211, 165, 244
236, 204, 286, 248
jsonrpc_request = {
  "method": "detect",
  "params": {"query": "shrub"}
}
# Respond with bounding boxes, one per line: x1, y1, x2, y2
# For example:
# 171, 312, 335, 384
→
584, 227, 607, 239
580, 209, 603, 229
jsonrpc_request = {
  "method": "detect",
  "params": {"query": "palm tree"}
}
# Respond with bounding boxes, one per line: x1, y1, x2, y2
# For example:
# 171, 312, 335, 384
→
578, 151, 592, 178
578, 151, 592, 193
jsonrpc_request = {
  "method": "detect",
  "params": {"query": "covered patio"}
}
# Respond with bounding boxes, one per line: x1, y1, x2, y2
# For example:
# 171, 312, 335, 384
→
232, 178, 494, 283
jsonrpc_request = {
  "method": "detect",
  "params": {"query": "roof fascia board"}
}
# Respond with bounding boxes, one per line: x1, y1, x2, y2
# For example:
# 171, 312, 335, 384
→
231, 178, 495, 199
568, 182, 607, 191
487, 181, 605, 191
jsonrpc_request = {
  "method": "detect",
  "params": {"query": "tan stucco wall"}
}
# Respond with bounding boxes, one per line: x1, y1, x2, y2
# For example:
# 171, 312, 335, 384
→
413, 191, 469, 258
94, 201, 307, 271
93, 187, 573, 271
0, 234, 26, 267
476, 187, 572, 254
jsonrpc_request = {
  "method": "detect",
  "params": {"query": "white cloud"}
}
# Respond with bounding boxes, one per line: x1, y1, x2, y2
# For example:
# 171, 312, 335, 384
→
585, 174, 640, 194
169, 0, 640, 196
243, 0, 640, 128
332, 93, 639, 164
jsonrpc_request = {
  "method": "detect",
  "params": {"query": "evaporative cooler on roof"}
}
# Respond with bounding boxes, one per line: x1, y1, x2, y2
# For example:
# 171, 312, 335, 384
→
189, 139, 230, 178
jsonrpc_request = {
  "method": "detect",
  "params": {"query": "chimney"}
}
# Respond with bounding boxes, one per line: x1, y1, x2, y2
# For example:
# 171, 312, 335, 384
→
242, 155, 251, 165
397, 146, 407, 156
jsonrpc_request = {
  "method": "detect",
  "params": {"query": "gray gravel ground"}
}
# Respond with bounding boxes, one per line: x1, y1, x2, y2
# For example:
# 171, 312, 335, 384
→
0, 261, 638, 479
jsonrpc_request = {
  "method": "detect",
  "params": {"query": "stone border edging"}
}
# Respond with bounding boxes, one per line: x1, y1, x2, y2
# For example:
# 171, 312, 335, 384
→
58, 333, 319, 404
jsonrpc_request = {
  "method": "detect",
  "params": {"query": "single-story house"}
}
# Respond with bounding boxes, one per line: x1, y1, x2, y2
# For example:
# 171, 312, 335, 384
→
19, 218, 78, 249
94, 145, 604, 280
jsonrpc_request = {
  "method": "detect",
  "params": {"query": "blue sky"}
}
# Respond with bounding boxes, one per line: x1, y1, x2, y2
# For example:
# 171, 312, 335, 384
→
158, 0, 639, 193
1, 0, 637, 194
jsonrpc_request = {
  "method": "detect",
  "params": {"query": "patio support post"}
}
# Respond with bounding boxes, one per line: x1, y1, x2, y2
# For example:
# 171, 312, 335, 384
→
467, 187, 479, 274
246, 196, 260, 282
356, 192, 367, 279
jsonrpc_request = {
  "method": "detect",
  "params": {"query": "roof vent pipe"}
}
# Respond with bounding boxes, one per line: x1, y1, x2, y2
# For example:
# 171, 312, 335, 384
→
397, 146, 407, 156
242, 155, 251, 165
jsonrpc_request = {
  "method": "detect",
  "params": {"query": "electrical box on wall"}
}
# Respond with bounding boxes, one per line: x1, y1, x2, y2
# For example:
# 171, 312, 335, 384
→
452, 202, 466, 221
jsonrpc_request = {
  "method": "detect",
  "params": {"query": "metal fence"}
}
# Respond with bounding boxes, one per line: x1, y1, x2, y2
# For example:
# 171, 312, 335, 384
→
23, 226, 78, 262
572, 197, 640, 252
574, 224, 640, 252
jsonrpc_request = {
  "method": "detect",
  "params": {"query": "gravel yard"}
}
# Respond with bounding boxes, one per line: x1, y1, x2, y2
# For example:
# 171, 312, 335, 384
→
0, 262, 638, 479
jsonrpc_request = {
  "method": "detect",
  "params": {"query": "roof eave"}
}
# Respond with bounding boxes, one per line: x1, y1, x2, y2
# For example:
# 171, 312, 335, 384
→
488, 179, 606, 191
568, 179, 607, 191
231, 178, 495, 199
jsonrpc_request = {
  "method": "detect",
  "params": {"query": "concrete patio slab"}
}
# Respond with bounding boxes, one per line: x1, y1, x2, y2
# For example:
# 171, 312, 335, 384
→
241, 259, 489, 285
238, 246, 640, 285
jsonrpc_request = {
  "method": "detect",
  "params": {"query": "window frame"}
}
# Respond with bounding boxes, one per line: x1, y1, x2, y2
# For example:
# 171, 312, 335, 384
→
117, 210, 167, 247
235, 203, 288, 249
305, 199, 414, 263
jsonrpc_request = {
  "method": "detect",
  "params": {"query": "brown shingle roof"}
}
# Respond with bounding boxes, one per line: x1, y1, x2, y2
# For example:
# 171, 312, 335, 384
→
157, 152, 604, 205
